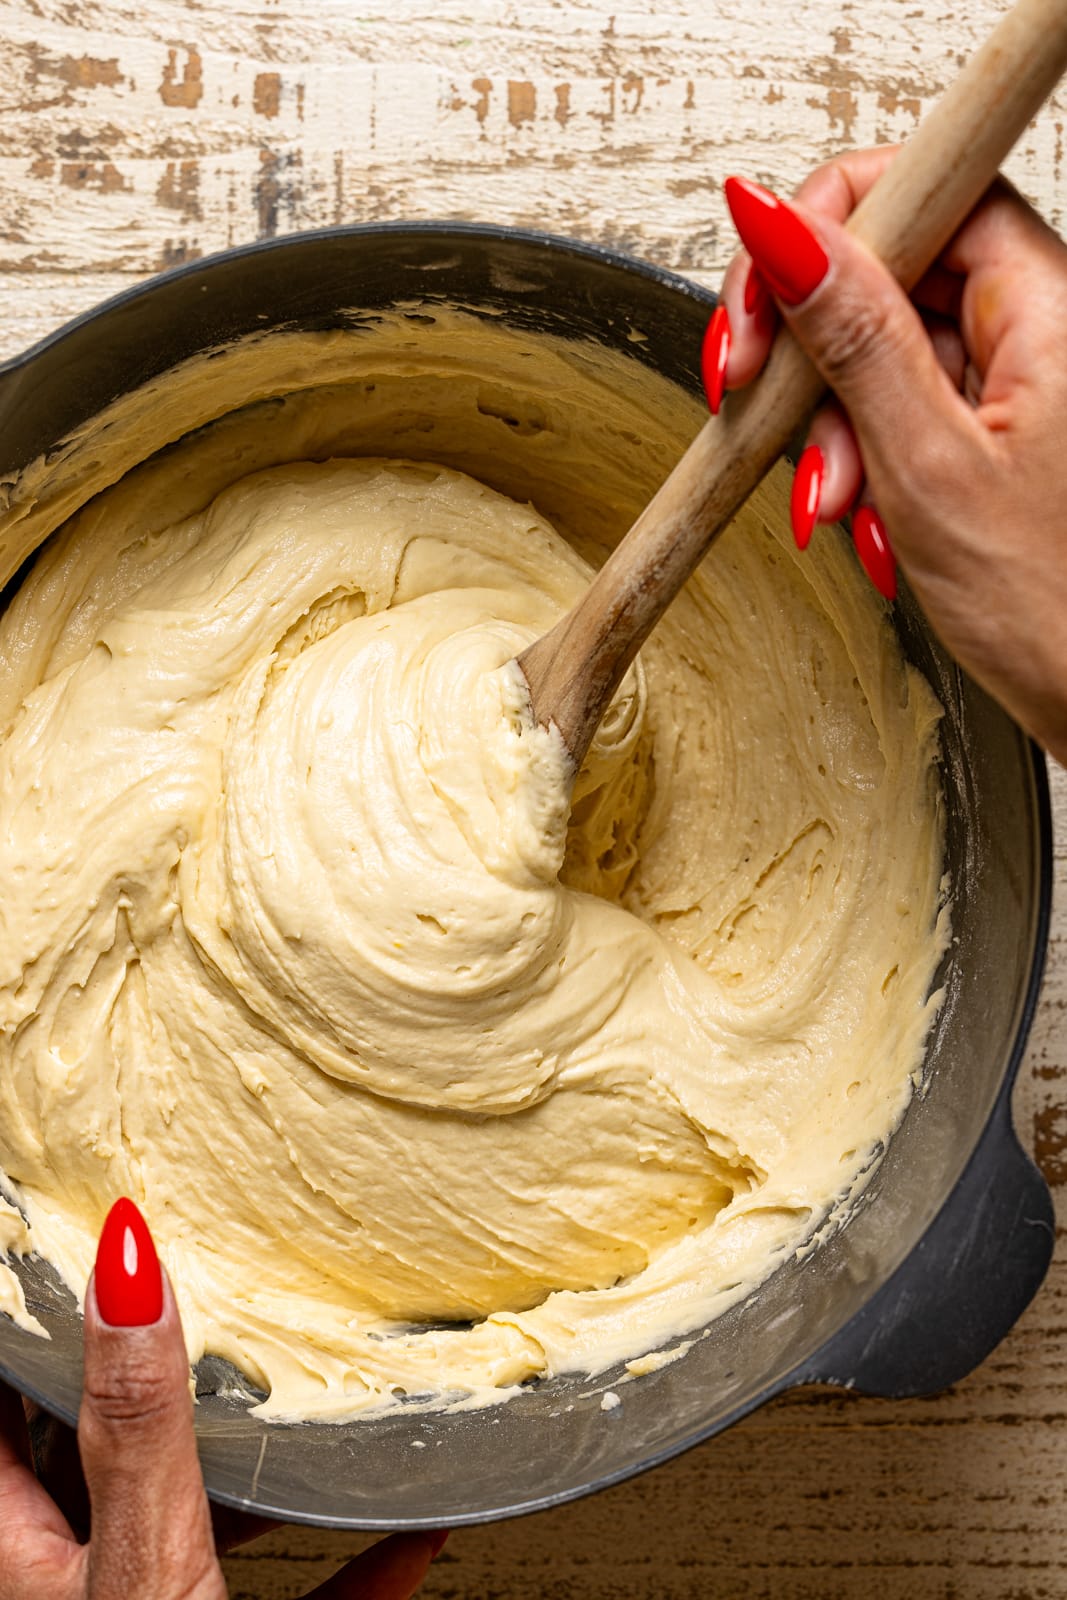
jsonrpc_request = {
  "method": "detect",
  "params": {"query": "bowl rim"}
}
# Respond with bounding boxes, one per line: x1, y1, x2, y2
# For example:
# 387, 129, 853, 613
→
0, 217, 718, 387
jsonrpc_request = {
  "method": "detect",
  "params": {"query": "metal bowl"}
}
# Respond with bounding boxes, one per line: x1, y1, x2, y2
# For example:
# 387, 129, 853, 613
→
0, 224, 1053, 1530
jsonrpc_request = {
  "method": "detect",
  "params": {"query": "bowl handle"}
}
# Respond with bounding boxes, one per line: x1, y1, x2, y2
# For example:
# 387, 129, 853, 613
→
794, 1106, 1053, 1397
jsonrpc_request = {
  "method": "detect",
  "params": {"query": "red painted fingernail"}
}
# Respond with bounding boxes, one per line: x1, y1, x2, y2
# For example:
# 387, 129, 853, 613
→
791, 445, 824, 551
725, 176, 830, 306
427, 1530, 450, 1557
94, 1198, 163, 1327
701, 303, 730, 415
853, 506, 897, 600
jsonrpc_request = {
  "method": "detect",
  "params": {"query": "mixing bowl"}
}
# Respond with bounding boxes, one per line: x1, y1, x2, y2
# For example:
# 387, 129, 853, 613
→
0, 224, 1053, 1529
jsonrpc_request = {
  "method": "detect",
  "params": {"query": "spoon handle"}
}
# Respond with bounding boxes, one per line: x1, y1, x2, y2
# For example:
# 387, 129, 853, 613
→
519, 0, 1067, 770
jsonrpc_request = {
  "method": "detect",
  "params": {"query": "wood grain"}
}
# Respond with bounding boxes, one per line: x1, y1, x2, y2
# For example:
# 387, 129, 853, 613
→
2, 1, 1066, 1595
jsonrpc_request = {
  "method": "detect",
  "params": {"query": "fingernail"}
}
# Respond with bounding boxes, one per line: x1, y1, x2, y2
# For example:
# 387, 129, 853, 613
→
94, 1198, 163, 1328
700, 303, 730, 415
724, 176, 830, 306
790, 445, 824, 551
426, 1530, 449, 1558
853, 506, 897, 600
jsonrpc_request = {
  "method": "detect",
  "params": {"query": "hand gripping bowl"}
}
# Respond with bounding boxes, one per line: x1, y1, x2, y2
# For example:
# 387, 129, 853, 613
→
0, 225, 1054, 1530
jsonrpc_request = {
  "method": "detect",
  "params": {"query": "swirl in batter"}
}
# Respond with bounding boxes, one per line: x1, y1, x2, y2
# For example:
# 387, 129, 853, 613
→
0, 453, 946, 1418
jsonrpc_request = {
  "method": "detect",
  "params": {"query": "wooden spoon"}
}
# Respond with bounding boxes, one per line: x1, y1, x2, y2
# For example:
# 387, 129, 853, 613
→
518, 0, 1067, 772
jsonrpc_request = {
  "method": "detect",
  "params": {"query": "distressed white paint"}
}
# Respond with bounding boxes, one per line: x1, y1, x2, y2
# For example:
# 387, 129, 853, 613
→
0, 0, 1065, 297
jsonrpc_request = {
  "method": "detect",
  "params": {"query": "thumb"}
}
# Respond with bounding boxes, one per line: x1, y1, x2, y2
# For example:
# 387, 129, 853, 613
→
78, 1199, 223, 1600
724, 175, 969, 488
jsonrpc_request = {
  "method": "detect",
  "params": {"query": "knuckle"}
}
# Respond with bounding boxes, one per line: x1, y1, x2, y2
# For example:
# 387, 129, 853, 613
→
794, 155, 849, 207
811, 292, 900, 389
820, 157, 855, 209
0, 1531, 83, 1598
82, 1359, 180, 1427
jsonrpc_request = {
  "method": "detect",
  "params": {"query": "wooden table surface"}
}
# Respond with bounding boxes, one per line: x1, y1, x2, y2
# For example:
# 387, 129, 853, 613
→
2, 2, 1066, 1594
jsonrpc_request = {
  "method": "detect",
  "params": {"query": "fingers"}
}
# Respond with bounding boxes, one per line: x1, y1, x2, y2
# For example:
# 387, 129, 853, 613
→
761, 190, 982, 601
810, 405, 862, 519
76, 1201, 448, 1600
306, 1531, 447, 1600
0, 1384, 80, 1598
728, 177, 987, 493
790, 144, 900, 218
721, 149, 902, 389
720, 254, 776, 390
788, 409, 862, 553
787, 147, 1047, 264
789, 311, 968, 551
718, 148, 1051, 405
0, 1382, 72, 1543
0, 1380, 72, 1539
720, 163, 1027, 595
721, 170, 986, 602
25, 1403, 90, 1544
78, 1200, 224, 1600
922, 314, 968, 393
939, 173, 1060, 279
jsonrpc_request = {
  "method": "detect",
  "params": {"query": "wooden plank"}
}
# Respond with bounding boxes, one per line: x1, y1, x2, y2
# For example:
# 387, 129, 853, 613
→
0, 0, 1064, 293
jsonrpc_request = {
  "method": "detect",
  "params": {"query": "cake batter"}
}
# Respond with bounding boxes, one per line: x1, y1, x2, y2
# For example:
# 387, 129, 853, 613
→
0, 320, 947, 1421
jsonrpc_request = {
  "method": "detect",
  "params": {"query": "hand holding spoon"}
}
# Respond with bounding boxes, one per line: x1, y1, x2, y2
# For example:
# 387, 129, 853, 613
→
517, 0, 1067, 773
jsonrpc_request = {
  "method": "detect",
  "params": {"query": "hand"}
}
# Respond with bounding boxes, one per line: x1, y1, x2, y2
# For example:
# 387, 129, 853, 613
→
708, 148, 1067, 768
0, 1200, 446, 1599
